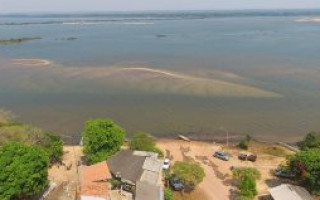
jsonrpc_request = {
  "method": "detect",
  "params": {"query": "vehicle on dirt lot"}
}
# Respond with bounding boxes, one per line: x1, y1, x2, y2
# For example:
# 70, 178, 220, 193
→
169, 177, 184, 191
274, 168, 296, 179
247, 154, 257, 162
214, 151, 230, 161
238, 153, 247, 161
237, 153, 257, 162
163, 158, 170, 170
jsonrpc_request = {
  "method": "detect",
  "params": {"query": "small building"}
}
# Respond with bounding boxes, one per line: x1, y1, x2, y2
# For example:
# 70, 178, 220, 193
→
268, 184, 314, 200
107, 150, 164, 200
81, 161, 112, 200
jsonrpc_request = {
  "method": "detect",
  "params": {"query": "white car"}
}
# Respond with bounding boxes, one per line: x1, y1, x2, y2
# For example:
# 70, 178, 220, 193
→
163, 158, 170, 170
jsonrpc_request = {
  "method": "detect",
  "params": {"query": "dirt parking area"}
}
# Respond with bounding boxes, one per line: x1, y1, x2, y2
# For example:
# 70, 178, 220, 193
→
157, 139, 292, 200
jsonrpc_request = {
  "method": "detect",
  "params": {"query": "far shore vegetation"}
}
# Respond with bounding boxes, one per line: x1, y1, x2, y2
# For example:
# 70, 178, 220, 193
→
0, 37, 41, 45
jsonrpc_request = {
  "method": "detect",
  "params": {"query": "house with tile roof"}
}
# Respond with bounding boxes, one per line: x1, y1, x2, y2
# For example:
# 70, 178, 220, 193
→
81, 161, 112, 200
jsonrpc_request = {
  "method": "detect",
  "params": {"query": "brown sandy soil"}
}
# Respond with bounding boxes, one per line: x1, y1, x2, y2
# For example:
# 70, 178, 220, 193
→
157, 139, 293, 200
48, 146, 83, 184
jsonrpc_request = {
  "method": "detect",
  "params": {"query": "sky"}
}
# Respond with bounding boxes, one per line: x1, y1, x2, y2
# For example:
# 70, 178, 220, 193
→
0, 0, 320, 13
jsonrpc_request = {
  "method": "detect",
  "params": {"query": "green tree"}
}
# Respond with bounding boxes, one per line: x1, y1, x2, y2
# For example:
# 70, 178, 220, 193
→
0, 142, 49, 200
300, 132, 320, 150
238, 134, 252, 150
164, 188, 173, 200
82, 118, 125, 164
237, 175, 258, 200
232, 167, 261, 180
172, 161, 205, 187
233, 167, 260, 200
130, 132, 164, 158
289, 148, 320, 194
42, 133, 63, 163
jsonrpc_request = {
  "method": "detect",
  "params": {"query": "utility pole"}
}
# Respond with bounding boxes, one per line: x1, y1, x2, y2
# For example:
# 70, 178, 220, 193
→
220, 126, 229, 148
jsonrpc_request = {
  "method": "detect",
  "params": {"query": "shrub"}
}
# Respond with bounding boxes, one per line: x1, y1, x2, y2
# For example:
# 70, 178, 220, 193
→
172, 161, 205, 187
82, 119, 125, 164
238, 139, 249, 150
130, 132, 164, 158
237, 175, 258, 200
232, 167, 261, 180
0, 121, 63, 164
233, 167, 260, 200
289, 148, 320, 194
238, 134, 252, 150
164, 188, 174, 200
42, 133, 63, 163
300, 132, 320, 150
0, 142, 49, 200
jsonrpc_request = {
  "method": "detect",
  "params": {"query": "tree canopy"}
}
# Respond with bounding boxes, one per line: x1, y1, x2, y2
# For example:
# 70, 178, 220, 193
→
172, 161, 205, 187
232, 167, 261, 181
130, 132, 164, 158
0, 142, 49, 200
232, 167, 260, 200
300, 132, 320, 150
289, 148, 320, 194
0, 122, 63, 163
82, 118, 125, 164
237, 175, 258, 200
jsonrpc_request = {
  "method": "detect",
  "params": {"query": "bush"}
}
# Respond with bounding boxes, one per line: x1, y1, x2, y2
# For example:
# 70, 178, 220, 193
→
232, 167, 261, 180
238, 139, 249, 150
130, 132, 164, 158
289, 148, 320, 194
172, 161, 205, 187
238, 134, 252, 150
82, 119, 125, 164
0, 121, 63, 164
300, 132, 320, 150
233, 167, 260, 200
42, 133, 63, 163
237, 175, 258, 200
164, 188, 174, 200
0, 142, 49, 200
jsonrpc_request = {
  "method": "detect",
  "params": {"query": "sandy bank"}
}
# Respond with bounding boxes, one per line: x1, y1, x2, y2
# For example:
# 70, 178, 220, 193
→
12, 58, 51, 66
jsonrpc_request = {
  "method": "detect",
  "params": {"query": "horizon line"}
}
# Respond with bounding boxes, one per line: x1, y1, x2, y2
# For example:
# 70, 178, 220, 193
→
1, 8, 320, 15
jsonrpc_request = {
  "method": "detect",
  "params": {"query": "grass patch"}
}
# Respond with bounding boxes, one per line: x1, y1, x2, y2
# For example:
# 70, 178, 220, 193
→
248, 141, 292, 157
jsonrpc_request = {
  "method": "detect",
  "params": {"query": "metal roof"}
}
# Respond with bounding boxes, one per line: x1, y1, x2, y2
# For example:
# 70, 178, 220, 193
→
135, 181, 164, 200
107, 150, 145, 183
269, 184, 313, 200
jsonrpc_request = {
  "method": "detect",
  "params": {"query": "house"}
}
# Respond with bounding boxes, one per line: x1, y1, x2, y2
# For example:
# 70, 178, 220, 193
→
107, 150, 164, 200
268, 184, 314, 200
81, 161, 112, 200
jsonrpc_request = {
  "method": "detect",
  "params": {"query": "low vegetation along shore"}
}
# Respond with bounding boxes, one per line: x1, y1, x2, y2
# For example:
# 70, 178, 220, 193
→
0, 109, 320, 200
0, 37, 41, 45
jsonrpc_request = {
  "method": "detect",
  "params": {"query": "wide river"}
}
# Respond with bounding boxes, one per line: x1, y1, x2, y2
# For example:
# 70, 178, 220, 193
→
0, 10, 320, 142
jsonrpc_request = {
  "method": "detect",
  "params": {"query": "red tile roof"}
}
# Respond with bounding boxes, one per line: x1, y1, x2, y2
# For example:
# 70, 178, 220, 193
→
81, 161, 112, 198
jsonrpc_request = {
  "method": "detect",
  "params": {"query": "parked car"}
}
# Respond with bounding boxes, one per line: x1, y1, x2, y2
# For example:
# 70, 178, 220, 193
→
163, 158, 170, 170
214, 151, 230, 161
247, 154, 257, 162
238, 153, 247, 161
237, 153, 257, 162
169, 177, 184, 191
274, 168, 296, 179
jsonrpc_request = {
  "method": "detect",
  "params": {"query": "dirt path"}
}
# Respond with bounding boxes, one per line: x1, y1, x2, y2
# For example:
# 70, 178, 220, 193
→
47, 146, 83, 200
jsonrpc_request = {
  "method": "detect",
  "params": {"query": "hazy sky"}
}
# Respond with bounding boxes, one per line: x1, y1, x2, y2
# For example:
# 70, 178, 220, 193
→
1, 0, 320, 13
